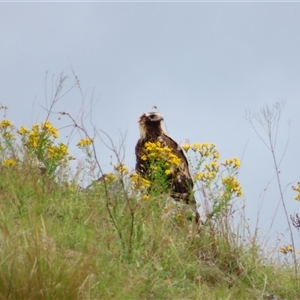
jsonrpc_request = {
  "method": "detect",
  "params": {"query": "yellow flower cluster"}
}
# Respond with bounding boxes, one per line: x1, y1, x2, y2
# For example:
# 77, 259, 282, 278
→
113, 162, 128, 174
42, 121, 58, 138
224, 157, 241, 168
143, 141, 181, 175
20, 121, 59, 149
18, 126, 29, 135
194, 171, 216, 182
3, 159, 17, 167
47, 143, 68, 160
130, 173, 151, 190
222, 176, 243, 197
0, 119, 73, 175
188, 143, 220, 184
182, 142, 220, 159
194, 161, 219, 182
104, 172, 117, 182
141, 194, 150, 201
77, 137, 93, 148
279, 245, 293, 254
293, 183, 300, 201
0, 120, 13, 128
184, 141, 243, 200
16, 121, 71, 174
0, 120, 15, 144
181, 144, 191, 152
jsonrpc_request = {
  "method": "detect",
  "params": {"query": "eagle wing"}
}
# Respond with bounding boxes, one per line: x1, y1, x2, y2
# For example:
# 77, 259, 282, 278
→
158, 133, 195, 204
135, 138, 147, 176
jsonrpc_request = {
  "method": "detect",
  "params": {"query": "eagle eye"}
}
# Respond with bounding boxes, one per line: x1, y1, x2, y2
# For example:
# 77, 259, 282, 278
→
147, 112, 158, 121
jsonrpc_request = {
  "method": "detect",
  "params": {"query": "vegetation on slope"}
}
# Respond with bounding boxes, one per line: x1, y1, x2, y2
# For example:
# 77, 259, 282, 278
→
0, 84, 299, 299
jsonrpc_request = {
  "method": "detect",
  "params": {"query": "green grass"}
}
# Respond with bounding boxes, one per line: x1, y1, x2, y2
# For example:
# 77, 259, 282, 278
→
0, 164, 299, 300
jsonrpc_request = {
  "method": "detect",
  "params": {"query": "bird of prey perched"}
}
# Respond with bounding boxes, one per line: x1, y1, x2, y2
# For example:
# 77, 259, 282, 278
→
135, 111, 200, 224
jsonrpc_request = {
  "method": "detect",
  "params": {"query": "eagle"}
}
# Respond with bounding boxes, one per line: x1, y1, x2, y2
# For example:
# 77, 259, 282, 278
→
135, 111, 200, 224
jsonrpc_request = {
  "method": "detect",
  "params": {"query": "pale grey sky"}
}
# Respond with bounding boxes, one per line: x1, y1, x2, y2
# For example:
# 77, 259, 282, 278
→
1, 3, 300, 249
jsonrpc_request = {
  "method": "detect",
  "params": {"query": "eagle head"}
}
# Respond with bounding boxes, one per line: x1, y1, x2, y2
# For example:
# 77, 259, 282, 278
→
138, 112, 164, 139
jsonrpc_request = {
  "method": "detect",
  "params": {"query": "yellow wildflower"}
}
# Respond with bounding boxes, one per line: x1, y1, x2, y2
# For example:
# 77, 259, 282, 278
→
141, 194, 150, 201
114, 162, 128, 174
222, 176, 243, 197
181, 144, 190, 152
58, 143, 68, 155
41, 121, 59, 138
28, 133, 39, 148
0, 120, 13, 128
207, 172, 216, 179
204, 163, 211, 170
130, 173, 138, 181
191, 143, 201, 151
77, 137, 94, 147
104, 173, 117, 182
194, 172, 205, 181
177, 213, 183, 219
150, 165, 157, 171
165, 169, 172, 175
130, 173, 151, 190
3, 159, 17, 166
32, 124, 40, 133
294, 184, 300, 192
48, 127, 59, 138
224, 157, 241, 168
141, 178, 151, 188
148, 153, 156, 159
293, 183, 300, 200
225, 159, 230, 165
279, 245, 293, 254
236, 190, 243, 197
211, 161, 218, 171
47, 145, 55, 154
169, 154, 181, 167
18, 126, 29, 135
47, 143, 68, 159
233, 158, 241, 168
213, 151, 220, 160
295, 194, 300, 201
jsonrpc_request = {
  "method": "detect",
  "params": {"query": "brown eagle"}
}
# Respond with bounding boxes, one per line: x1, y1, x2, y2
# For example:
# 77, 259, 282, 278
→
135, 112, 200, 223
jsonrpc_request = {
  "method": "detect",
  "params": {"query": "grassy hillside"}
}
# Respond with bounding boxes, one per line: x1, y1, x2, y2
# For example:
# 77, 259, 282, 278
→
0, 107, 299, 299
0, 163, 298, 299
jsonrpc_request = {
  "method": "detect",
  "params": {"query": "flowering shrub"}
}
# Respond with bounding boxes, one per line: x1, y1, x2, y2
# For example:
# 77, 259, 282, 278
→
182, 142, 242, 220
0, 119, 15, 152
130, 172, 151, 200
0, 119, 72, 175
18, 121, 72, 174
